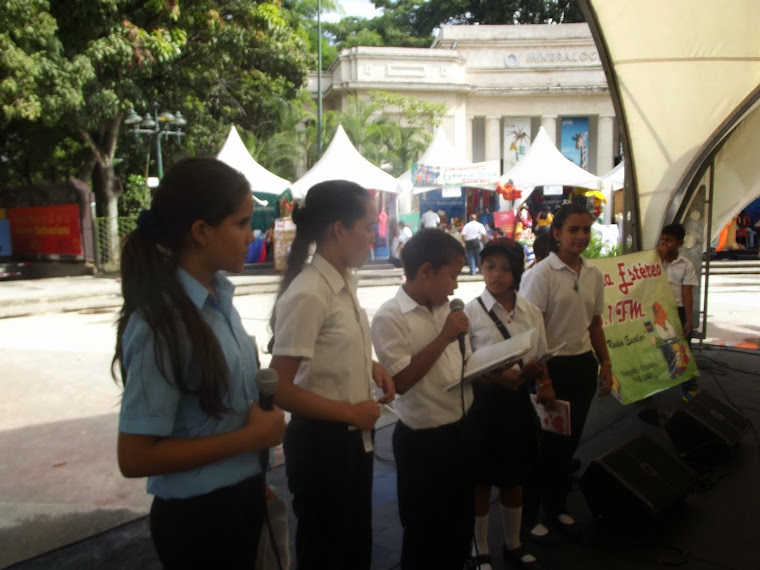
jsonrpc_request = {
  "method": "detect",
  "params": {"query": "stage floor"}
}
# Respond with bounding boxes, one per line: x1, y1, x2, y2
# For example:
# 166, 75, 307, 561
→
8, 344, 759, 570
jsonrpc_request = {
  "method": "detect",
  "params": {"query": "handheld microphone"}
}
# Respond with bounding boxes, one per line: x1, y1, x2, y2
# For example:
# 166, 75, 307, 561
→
255, 368, 278, 411
254, 368, 279, 473
449, 298, 466, 356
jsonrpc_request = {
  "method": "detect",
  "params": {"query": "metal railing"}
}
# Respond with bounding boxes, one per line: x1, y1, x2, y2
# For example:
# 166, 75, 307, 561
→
94, 217, 136, 272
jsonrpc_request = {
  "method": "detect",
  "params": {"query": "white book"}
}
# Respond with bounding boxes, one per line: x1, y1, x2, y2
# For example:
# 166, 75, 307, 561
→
443, 329, 534, 392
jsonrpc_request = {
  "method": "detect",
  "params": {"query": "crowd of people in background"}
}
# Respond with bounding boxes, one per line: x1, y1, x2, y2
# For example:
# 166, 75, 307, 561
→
114, 162, 699, 570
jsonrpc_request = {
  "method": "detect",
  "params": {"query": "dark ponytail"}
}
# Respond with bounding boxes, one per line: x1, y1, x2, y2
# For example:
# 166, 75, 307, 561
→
549, 202, 593, 252
270, 180, 371, 331
112, 157, 250, 417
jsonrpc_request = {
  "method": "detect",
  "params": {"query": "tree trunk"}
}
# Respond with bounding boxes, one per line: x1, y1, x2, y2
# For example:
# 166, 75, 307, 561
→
82, 115, 122, 269
92, 161, 119, 267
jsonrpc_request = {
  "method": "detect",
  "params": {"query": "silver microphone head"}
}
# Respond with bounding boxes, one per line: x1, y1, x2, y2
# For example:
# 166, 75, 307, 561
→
255, 368, 279, 396
449, 298, 465, 312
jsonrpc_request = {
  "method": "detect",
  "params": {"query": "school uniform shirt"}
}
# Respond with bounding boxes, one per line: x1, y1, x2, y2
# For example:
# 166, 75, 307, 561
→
272, 253, 373, 405
662, 254, 699, 307
520, 252, 604, 356
465, 289, 548, 361
371, 287, 473, 430
119, 269, 261, 500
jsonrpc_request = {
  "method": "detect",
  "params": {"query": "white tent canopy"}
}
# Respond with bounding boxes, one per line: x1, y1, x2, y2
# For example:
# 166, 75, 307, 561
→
499, 126, 601, 193
396, 127, 466, 213
397, 127, 465, 194
583, 0, 760, 247
601, 160, 624, 192
216, 126, 292, 203
290, 125, 399, 197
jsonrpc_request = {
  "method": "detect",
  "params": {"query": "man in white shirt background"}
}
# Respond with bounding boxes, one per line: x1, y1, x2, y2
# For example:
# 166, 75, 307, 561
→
421, 208, 441, 229
460, 214, 488, 275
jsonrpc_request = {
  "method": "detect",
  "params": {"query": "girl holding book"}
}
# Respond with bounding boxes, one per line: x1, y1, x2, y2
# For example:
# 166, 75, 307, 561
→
520, 202, 613, 539
464, 237, 553, 570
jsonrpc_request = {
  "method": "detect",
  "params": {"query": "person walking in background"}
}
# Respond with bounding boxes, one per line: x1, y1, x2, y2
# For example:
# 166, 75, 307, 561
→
114, 157, 286, 569
536, 206, 553, 236
421, 207, 441, 229
461, 214, 488, 275
269, 180, 395, 570
520, 203, 613, 541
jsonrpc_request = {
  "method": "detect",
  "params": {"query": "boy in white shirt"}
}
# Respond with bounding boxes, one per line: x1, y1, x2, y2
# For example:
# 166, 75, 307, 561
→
658, 223, 700, 401
371, 229, 473, 570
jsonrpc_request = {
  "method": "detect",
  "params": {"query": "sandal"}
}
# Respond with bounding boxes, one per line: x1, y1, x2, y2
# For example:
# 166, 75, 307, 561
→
502, 545, 545, 569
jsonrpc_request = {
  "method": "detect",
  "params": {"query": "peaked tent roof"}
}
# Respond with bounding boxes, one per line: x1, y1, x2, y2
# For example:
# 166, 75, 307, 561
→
601, 160, 624, 192
290, 125, 398, 196
582, 0, 760, 247
216, 126, 292, 199
499, 126, 601, 191
397, 127, 465, 195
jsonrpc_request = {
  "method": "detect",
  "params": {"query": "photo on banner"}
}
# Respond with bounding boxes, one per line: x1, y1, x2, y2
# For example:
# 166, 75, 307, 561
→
560, 116, 591, 171
503, 118, 532, 173
593, 250, 699, 404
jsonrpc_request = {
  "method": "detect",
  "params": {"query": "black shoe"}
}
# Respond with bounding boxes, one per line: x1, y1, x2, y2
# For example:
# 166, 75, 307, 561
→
522, 526, 560, 546
549, 514, 582, 539
502, 544, 545, 569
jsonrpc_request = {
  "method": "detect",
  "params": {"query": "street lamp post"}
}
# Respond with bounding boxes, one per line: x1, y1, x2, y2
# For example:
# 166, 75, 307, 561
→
124, 102, 188, 178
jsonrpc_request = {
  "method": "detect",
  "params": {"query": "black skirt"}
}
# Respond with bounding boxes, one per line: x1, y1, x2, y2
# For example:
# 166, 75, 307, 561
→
469, 382, 540, 487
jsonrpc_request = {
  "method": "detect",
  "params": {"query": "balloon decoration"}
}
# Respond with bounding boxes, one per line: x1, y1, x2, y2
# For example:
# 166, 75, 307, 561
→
496, 180, 522, 202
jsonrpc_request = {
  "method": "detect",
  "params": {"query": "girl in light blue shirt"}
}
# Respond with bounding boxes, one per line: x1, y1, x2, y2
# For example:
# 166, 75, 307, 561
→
113, 157, 285, 569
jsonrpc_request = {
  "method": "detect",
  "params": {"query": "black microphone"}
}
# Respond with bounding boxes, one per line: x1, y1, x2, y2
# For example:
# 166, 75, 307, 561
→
255, 368, 278, 411
254, 368, 279, 472
449, 298, 466, 355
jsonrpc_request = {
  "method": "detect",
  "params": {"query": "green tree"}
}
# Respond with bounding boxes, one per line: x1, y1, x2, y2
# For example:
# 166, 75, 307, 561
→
1, 0, 312, 263
375, 0, 584, 37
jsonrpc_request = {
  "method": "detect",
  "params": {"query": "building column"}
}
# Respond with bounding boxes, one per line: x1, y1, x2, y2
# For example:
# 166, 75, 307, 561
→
597, 115, 615, 224
541, 115, 558, 146
466, 116, 474, 162
485, 115, 501, 163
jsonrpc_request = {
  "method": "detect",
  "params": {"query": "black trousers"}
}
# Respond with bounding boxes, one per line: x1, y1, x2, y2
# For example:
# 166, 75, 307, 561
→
393, 419, 475, 570
524, 351, 599, 525
284, 416, 374, 570
149, 473, 265, 570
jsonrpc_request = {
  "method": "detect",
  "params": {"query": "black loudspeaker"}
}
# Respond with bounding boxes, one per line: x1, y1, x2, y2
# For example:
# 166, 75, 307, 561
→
580, 435, 696, 521
665, 391, 750, 463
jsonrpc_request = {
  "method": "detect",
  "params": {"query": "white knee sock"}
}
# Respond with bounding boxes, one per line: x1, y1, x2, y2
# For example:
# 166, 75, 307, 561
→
500, 505, 523, 551
472, 514, 492, 568
502, 505, 537, 563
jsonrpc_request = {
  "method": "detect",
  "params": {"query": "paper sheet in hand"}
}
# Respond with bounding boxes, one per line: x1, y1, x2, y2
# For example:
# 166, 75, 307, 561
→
444, 328, 533, 391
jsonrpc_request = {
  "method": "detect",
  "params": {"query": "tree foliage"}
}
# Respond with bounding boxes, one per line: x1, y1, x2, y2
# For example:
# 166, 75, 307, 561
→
324, 0, 584, 52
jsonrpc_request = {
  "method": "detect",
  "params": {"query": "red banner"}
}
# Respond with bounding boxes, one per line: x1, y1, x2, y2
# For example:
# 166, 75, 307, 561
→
492, 210, 516, 237
9, 204, 83, 256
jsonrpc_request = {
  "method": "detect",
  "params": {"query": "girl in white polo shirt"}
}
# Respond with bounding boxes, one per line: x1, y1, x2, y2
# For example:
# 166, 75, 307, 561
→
270, 180, 395, 570
520, 202, 613, 537
465, 238, 551, 570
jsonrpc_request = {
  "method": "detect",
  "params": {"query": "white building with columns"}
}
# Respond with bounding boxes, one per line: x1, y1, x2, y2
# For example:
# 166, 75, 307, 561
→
309, 23, 619, 179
